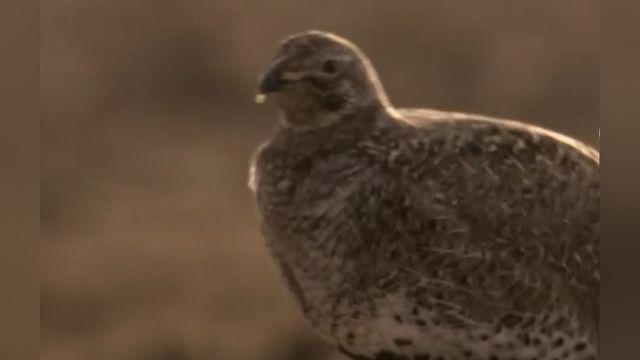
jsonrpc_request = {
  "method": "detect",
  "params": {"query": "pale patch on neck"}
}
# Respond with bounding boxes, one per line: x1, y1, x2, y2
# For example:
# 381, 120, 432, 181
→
277, 110, 345, 131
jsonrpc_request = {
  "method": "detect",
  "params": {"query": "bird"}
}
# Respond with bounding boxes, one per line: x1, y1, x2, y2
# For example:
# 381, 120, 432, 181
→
249, 31, 599, 360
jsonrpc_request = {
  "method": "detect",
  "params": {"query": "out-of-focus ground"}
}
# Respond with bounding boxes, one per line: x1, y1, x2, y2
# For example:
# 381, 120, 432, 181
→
40, 1, 599, 359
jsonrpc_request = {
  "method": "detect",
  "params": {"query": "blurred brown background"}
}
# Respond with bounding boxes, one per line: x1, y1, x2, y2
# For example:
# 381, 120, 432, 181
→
40, 1, 599, 360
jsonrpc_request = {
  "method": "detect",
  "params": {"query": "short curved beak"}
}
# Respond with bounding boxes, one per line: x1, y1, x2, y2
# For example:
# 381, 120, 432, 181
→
258, 62, 289, 94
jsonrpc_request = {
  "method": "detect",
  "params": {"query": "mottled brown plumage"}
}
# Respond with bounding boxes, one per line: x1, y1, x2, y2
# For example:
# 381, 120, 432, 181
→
249, 31, 599, 360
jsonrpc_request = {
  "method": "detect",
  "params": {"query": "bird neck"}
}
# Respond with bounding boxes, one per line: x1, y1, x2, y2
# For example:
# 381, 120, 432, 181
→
277, 96, 393, 133
361, 57, 393, 109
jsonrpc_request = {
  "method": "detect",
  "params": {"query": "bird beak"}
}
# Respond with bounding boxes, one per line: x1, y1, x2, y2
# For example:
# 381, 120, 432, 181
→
258, 62, 289, 94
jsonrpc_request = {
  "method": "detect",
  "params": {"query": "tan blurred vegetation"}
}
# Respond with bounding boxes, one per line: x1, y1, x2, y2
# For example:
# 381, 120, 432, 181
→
40, 1, 598, 359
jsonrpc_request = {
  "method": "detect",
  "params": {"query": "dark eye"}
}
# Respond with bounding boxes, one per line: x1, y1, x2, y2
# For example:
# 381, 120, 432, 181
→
321, 59, 338, 74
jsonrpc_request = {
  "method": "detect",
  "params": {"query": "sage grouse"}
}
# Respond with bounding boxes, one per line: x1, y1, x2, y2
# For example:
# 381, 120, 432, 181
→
249, 31, 599, 360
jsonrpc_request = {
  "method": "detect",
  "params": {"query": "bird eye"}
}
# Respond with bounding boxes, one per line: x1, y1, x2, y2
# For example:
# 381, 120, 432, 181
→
321, 59, 339, 74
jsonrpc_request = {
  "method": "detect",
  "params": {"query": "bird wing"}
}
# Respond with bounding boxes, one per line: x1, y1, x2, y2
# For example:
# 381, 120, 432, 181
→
348, 108, 599, 335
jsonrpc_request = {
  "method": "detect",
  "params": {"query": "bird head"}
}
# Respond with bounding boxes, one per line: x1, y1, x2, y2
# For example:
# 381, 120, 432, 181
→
257, 31, 391, 129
